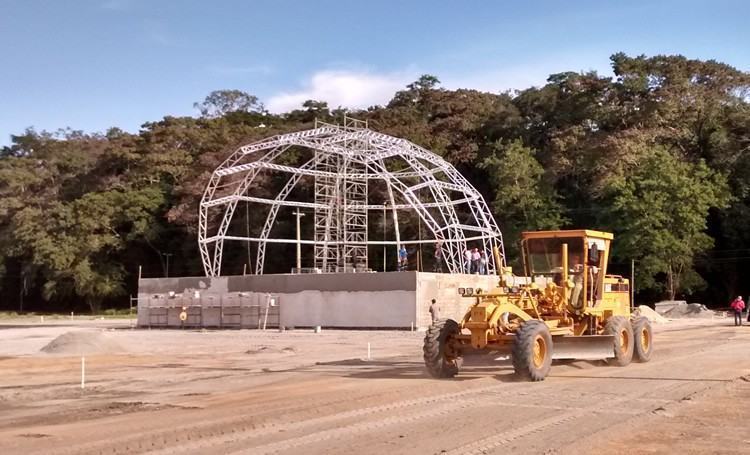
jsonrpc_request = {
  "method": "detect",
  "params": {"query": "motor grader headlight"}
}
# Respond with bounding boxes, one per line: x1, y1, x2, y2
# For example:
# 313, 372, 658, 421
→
458, 287, 466, 296
465, 287, 474, 296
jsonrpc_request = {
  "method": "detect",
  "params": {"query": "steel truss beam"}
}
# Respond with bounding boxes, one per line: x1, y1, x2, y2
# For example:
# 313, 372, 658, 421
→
198, 121, 505, 276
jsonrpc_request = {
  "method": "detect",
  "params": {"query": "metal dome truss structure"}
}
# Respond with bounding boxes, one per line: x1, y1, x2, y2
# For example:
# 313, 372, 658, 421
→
198, 118, 506, 276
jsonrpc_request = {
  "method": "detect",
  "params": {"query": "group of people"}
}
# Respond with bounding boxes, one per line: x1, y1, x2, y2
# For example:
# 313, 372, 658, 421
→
730, 296, 750, 326
398, 243, 447, 273
464, 247, 489, 275
396, 244, 489, 274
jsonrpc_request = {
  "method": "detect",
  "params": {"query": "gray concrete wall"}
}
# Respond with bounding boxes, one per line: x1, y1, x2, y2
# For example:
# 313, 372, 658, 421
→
277, 290, 416, 328
415, 273, 500, 326
138, 271, 500, 329
138, 272, 416, 295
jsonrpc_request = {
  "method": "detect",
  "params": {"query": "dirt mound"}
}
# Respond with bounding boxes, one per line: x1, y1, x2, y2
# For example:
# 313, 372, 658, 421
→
654, 300, 686, 314
655, 301, 716, 319
40, 331, 125, 355
245, 345, 296, 355
633, 305, 669, 324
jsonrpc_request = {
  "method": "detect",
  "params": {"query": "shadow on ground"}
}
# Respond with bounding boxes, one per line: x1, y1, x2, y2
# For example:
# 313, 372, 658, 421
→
301, 355, 524, 381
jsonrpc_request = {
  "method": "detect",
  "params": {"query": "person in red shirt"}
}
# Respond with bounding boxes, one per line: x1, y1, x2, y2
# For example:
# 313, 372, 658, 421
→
731, 296, 745, 326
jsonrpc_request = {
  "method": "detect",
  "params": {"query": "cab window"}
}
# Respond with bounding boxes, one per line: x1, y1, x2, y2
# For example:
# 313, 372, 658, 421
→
526, 237, 584, 275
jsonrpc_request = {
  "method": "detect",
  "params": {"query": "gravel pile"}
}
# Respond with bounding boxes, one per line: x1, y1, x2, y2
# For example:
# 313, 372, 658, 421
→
40, 331, 125, 355
655, 301, 717, 319
633, 305, 669, 324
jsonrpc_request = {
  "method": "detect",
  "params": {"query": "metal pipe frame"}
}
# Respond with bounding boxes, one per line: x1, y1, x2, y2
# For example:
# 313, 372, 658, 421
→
198, 122, 505, 276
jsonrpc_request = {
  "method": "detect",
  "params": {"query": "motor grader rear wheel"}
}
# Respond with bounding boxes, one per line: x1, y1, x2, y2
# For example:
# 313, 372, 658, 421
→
423, 319, 462, 378
604, 316, 634, 366
632, 316, 653, 362
512, 320, 553, 381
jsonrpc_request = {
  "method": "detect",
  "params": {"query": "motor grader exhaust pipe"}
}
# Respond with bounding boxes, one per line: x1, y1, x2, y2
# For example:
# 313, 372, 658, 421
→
492, 246, 503, 276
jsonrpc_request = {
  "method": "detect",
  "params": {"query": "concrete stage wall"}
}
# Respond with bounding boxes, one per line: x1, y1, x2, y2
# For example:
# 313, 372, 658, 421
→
137, 272, 498, 329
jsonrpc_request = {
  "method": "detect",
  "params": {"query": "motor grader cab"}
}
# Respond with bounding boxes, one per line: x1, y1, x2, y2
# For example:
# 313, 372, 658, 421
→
423, 229, 653, 381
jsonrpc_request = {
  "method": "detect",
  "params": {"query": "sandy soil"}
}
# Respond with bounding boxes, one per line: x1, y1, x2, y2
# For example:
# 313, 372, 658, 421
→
1, 317, 749, 454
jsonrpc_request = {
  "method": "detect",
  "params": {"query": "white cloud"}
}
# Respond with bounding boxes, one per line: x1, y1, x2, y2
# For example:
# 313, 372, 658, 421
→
266, 69, 418, 113
441, 57, 614, 94
266, 56, 614, 114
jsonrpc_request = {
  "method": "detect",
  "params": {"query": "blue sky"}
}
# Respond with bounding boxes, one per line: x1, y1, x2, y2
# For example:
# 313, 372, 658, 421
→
1, 0, 748, 145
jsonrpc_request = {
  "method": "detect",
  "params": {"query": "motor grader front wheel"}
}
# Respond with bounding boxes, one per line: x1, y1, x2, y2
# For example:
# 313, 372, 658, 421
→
423, 319, 462, 378
632, 316, 653, 362
512, 320, 553, 381
604, 316, 634, 366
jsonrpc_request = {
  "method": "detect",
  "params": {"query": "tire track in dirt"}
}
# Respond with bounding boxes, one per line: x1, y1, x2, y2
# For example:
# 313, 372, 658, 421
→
443, 388, 656, 455
224, 347, 732, 455
36, 325, 740, 455
46, 377, 511, 455
445, 339, 742, 454
245, 367, 714, 455
137, 381, 523, 455
236, 333, 740, 454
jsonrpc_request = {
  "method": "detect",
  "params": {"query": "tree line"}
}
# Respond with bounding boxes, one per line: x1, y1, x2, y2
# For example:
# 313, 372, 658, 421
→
1, 53, 749, 313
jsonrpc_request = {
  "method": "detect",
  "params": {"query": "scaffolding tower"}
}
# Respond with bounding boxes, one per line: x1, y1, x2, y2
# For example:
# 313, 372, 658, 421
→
313, 117, 369, 272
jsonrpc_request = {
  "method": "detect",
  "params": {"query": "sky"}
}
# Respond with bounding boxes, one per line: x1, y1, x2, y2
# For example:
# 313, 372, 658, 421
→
1, 0, 749, 145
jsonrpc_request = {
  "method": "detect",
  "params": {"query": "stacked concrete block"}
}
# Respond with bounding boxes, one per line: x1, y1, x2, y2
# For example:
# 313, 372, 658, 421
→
199, 294, 222, 327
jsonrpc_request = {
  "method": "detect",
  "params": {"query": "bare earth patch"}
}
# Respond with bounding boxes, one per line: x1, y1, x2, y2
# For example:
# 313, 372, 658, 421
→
1, 317, 749, 454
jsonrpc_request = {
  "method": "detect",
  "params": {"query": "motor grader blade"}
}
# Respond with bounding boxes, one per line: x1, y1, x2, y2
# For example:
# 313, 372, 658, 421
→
551, 335, 614, 360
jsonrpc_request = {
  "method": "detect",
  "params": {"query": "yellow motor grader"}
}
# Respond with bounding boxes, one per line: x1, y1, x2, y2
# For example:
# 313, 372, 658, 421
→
423, 229, 653, 381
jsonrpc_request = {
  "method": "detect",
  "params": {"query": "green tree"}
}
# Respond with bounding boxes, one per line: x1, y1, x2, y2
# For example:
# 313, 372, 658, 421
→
286, 100, 331, 123
194, 90, 264, 118
604, 148, 730, 299
10, 187, 165, 313
2, 52, 749, 311
388, 74, 441, 107
479, 140, 566, 263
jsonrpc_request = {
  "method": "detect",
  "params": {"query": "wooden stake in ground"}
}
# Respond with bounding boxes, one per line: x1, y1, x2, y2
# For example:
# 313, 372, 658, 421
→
263, 295, 271, 331
81, 356, 85, 390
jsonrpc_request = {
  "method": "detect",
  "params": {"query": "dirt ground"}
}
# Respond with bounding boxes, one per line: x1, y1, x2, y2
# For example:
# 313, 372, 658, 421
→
1, 316, 750, 454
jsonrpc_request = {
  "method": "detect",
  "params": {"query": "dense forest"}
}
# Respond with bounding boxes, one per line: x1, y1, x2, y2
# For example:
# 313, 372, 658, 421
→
2, 53, 750, 313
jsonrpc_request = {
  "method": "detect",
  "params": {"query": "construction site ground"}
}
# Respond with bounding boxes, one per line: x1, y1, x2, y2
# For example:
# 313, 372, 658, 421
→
1, 317, 750, 454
